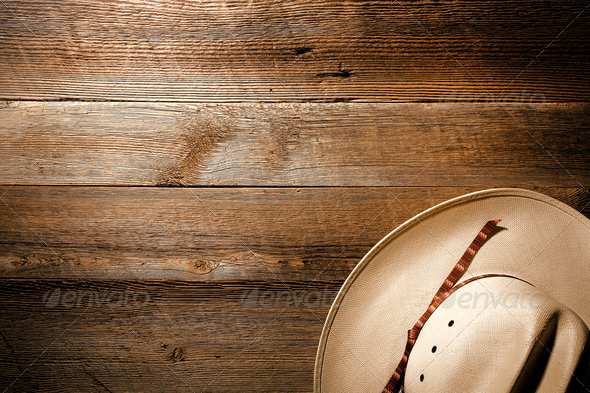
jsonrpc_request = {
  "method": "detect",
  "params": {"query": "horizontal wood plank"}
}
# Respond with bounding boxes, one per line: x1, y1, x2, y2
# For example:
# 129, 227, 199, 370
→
1, 186, 588, 281
3, 1, 590, 391
1, 0, 590, 102
1, 101, 589, 187
0, 279, 335, 392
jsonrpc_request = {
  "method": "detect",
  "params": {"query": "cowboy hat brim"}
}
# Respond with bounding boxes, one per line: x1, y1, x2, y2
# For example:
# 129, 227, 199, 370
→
314, 188, 590, 393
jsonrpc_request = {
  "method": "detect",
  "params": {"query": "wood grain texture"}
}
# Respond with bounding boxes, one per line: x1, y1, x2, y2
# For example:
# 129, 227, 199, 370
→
1, 101, 590, 188
0, 279, 336, 392
1, 0, 590, 102
1, 186, 588, 281
2, 0, 590, 391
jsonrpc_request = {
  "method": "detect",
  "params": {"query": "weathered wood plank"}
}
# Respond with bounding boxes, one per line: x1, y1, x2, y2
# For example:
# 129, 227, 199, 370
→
1, 101, 589, 187
1, 0, 590, 102
1, 186, 588, 281
0, 279, 335, 392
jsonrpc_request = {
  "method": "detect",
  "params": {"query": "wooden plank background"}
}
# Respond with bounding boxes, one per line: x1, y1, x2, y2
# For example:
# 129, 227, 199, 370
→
2, 0, 590, 102
1, 0, 590, 392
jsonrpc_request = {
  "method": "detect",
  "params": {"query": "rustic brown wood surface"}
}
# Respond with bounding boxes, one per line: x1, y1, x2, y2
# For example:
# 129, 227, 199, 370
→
1, 0, 590, 102
2, 186, 588, 281
1, 101, 590, 187
0, 279, 338, 392
1, 0, 590, 391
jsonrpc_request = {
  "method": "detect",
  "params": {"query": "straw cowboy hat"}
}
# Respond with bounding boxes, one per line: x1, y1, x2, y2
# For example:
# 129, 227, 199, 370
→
314, 188, 590, 393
